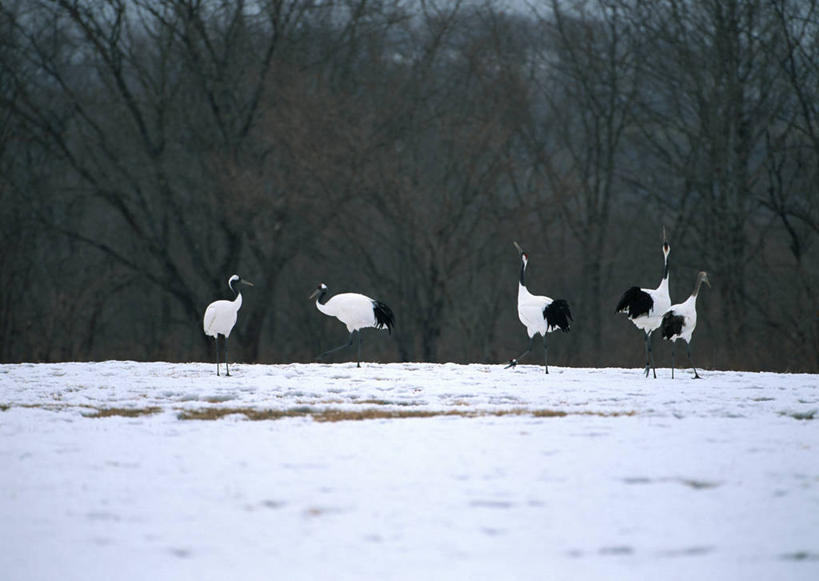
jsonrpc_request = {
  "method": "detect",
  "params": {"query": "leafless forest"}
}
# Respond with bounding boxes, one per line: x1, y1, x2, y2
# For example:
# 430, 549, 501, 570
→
1, 0, 817, 371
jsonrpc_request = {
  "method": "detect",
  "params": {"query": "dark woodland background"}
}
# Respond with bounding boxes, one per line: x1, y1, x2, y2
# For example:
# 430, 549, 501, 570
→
1, 0, 817, 372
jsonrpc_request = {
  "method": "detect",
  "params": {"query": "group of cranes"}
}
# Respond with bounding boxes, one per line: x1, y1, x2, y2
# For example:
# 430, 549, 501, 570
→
202, 228, 709, 378
203, 277, 394, 375
503, 231, 709, 379
615, 228, 710, 379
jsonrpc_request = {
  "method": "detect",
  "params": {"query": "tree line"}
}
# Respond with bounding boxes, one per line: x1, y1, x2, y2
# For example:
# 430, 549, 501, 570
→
1, 0, 816, 372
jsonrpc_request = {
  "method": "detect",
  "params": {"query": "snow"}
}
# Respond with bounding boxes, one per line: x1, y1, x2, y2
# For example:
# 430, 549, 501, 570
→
1, 361, 817, 580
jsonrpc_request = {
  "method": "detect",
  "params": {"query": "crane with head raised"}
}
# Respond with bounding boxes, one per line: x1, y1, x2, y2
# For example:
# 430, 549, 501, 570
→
506, 241, 572, 374
615, 228, 671, 378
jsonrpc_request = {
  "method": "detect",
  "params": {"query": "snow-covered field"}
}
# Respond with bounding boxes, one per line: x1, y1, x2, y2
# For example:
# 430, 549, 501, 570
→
1, 361, 817, 580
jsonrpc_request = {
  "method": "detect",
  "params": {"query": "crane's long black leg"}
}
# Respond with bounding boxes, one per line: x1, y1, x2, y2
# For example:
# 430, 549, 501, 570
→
643, 332, 650, 377
671, 342, 676, 379
687, 343, 701, 379
225, 337, 230, 377
644, 331, 657, 378
318, 332, 356, 362
506, 336, 534, 369
215, 337, 220, 376
357, 331, 362, 368
543, 333, 549, 374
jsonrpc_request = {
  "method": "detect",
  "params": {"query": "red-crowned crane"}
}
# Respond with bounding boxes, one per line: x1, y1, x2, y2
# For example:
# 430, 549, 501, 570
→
615, 228, 671, 378
309, 283, 395, 368
661, 271, 710, 379
203, 274, 254, 376
505, 241, 572, 374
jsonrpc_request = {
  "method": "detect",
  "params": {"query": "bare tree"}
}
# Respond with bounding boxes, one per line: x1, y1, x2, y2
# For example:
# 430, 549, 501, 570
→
624, 0, 817, 369
0, 0, 816, 371
522, 0, 643, 364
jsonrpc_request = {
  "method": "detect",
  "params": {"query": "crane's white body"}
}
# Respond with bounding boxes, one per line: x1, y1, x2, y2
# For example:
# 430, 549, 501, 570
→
310, 283, 394, 368
615, 234, 671, 379
316, 292, 381, 332
518, 285, 558, 337
661, 271, 710, 379
616, 238, 671, 334
203, 293, 243, 338
630, 278, 670, 334
664, 295, 697, 344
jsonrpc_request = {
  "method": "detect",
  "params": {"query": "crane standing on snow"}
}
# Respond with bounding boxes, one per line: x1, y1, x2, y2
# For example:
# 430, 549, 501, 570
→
615, 228, 671, 378
661, 271, 710, 379
505, 241, 572, 374
203, 274, 254, 376
309, 283, 395, 368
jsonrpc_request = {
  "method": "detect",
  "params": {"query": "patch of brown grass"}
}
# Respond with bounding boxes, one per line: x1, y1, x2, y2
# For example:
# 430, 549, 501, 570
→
177, 406, 637, 422
0, 401, 639, 422
531, 409, 569, 417
578, 410, 637, 417
83, 406, 163, 418
312, 409, 453, 422
177, 407, 312, 421
783, 409, 816, 420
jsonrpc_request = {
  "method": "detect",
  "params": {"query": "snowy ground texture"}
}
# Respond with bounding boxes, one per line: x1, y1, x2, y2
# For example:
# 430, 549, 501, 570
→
1, 361, 817, 580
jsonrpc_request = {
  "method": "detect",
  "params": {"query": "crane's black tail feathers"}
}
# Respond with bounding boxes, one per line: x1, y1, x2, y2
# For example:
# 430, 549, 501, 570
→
544, 299, 572, 332
660, 311, 684, 340
616, 286, 653, 319
373, 300, 395, 334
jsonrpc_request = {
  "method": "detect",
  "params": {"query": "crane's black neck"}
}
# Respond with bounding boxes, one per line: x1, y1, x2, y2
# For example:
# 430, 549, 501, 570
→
692, 274, 706, 298
662, 254, 669, 281
519, 260, 527, 286
316, 287, 329, 305
229, 279, 242, 297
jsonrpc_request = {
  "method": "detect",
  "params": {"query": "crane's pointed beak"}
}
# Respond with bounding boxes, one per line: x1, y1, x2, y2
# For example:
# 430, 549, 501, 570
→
308, 288, 320, 300
513, 241, 523, 254
662, 225, 667, 243
241, 279, 254, 287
